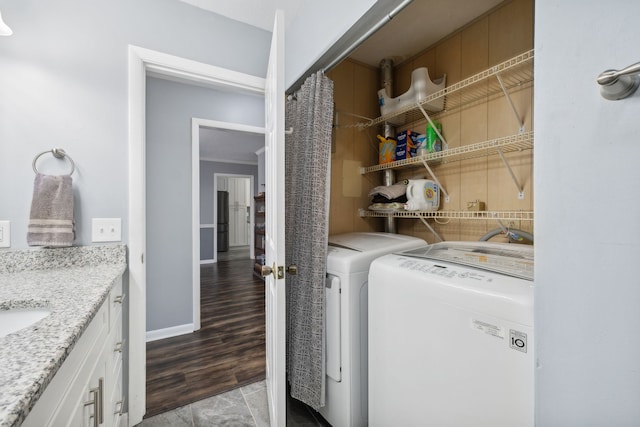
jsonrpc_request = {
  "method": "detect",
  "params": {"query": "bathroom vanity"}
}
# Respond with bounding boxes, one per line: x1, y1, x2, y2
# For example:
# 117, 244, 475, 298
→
0, 245, 127, 427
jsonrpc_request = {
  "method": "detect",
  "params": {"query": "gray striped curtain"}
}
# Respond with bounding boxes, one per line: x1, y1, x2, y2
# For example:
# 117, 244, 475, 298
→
285, 71, 334, 410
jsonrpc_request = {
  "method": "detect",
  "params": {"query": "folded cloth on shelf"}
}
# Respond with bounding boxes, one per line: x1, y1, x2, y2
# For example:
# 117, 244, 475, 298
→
27, 173, 75, 247
371, 194, 407, 204
368, 202, 405, 213
368, 182, 407, 199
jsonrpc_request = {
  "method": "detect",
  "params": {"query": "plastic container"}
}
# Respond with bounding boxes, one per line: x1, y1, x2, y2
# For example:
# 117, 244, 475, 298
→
405, 179, 440, 211
426, 122, 444, 152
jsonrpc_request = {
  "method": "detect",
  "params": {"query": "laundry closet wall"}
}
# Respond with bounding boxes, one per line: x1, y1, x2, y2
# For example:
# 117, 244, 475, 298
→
327, 0, 534, 242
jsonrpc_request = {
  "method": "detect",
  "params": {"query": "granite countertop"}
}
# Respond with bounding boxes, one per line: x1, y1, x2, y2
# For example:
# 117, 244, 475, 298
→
0, 245, 127, 427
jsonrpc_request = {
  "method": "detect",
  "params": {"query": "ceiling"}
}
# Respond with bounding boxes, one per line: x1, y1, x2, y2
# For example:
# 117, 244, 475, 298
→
199, 127, 264, 164
187, 0, 504, 163
349, 0, 504, 67
178, 0, 302, 31
180, 0, 505, 67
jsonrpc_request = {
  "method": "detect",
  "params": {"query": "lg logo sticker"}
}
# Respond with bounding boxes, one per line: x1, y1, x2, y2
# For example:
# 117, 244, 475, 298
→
510, 329, 528, 353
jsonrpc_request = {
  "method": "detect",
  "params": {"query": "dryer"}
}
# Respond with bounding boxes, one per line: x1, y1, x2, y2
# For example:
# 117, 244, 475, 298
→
320, 232, 428, 427
368, 241, 534, 427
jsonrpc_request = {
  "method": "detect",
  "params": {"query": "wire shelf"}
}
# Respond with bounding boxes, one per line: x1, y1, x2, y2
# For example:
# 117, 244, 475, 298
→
359, 209, 534, 221
352, 50, 534, 129
360, 131, 533, 174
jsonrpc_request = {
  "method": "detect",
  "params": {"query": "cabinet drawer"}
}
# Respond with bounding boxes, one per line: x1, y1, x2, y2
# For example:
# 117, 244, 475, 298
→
23, 303, 108, 426
109, 276, 124, 331
107, 313, 123, 379
107, 360, 124, 427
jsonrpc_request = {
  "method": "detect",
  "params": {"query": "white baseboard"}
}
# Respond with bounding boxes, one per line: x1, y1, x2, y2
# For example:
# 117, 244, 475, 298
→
146, 323, 194, 342
200, 259, 215, 264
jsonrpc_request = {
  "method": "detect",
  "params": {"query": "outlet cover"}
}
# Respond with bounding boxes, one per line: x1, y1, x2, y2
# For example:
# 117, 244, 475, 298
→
0, 221, 10, 248
92, 218, 122, 243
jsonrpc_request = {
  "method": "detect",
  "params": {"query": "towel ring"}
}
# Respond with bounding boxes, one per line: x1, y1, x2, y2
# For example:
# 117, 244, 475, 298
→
32, 148, 75, 175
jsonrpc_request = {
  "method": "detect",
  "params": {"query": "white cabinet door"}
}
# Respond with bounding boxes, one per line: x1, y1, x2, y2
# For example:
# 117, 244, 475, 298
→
264, 9, 286, 427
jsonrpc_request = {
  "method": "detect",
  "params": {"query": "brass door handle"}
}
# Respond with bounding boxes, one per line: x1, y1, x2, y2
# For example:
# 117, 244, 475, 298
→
261, 263, 275, 278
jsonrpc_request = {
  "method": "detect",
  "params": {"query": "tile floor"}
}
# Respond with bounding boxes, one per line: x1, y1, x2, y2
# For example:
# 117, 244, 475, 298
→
136, 380, 329, 427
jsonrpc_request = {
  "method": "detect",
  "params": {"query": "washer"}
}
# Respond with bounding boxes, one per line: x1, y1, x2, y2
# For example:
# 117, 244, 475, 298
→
368, 241, 534, 427
320, 232, 428, 427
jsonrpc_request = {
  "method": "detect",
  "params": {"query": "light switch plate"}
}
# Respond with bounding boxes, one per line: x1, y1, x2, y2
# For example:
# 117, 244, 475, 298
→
0, 221, 10, 248
92, 218, 122, 242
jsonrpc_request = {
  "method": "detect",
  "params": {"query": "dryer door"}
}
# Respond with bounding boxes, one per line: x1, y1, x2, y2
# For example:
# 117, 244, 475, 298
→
325, 274, 342, 382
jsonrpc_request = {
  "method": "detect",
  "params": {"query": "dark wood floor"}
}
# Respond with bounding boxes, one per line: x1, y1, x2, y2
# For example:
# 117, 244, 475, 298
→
145, 258, 266, 418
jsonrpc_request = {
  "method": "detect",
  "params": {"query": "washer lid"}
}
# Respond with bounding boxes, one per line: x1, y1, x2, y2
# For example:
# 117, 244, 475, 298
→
328, 232, 425, 253
401, 241, 534, 280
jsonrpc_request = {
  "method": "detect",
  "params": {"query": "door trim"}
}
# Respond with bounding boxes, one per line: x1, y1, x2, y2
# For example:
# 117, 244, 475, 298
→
128, 45, 265, 424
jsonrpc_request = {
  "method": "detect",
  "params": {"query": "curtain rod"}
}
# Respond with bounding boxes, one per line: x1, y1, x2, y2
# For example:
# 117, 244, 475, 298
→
287, 0, 413, 94
322, 0, 413, 74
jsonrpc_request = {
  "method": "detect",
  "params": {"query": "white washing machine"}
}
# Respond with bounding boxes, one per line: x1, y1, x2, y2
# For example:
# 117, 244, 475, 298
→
319, 232, 428, 427
368, 241, 534, 427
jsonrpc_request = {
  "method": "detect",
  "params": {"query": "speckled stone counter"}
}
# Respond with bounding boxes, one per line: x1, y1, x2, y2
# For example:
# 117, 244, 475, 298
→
0, 245, 127, 427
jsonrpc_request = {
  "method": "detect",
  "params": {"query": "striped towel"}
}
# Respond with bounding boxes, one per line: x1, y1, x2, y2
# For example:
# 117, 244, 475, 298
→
27, 173, 75, 247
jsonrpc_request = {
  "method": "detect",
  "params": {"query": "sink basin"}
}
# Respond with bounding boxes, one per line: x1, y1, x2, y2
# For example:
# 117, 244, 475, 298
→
0, 307, 51, 338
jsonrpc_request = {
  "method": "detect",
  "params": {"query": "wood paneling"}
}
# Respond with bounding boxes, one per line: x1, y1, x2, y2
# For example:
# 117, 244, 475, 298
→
327, 60, 383, 235
145, 259, 265, 418
330, 0, 534, 243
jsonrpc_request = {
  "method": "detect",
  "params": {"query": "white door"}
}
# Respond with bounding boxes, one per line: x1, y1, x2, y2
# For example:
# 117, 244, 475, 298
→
264, 9, 286, 427
535, 0, 640, 424
228, 177, 250, 246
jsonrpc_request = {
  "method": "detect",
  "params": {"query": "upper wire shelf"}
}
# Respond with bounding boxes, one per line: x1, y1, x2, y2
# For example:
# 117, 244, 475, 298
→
351, 49, 534, 129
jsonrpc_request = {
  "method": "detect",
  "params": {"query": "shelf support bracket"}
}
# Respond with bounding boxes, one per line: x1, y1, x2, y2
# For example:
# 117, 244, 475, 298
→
418, 215, 444, 242
492, 214, 510, 234
495, 145, 525, 199
417, 103, 449, 146
495, 72, 526, 134
420, 158, 450, 203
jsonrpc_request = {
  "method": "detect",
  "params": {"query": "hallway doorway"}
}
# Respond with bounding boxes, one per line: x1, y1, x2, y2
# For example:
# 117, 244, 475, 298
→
214, 174, 254, 262
145, 258, 266, 418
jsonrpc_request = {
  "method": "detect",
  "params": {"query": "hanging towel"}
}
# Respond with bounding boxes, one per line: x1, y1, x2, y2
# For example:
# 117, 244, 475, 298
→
27, 173, 75, 247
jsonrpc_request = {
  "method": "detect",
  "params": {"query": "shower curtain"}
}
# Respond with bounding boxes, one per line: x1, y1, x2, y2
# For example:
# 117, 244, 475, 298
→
285, 71, 334, 410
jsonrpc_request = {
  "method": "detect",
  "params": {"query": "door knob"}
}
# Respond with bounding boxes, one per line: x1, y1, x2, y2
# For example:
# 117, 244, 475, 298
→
261, 263, 277, 279
287, 264, 298, 275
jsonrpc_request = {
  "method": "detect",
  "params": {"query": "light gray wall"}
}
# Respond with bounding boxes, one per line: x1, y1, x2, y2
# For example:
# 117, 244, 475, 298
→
146, 77, 264, 331
200, 160, 259, 260
534, 0, 640, 424
0, 0, 270, 250
285, 0, 375, 87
